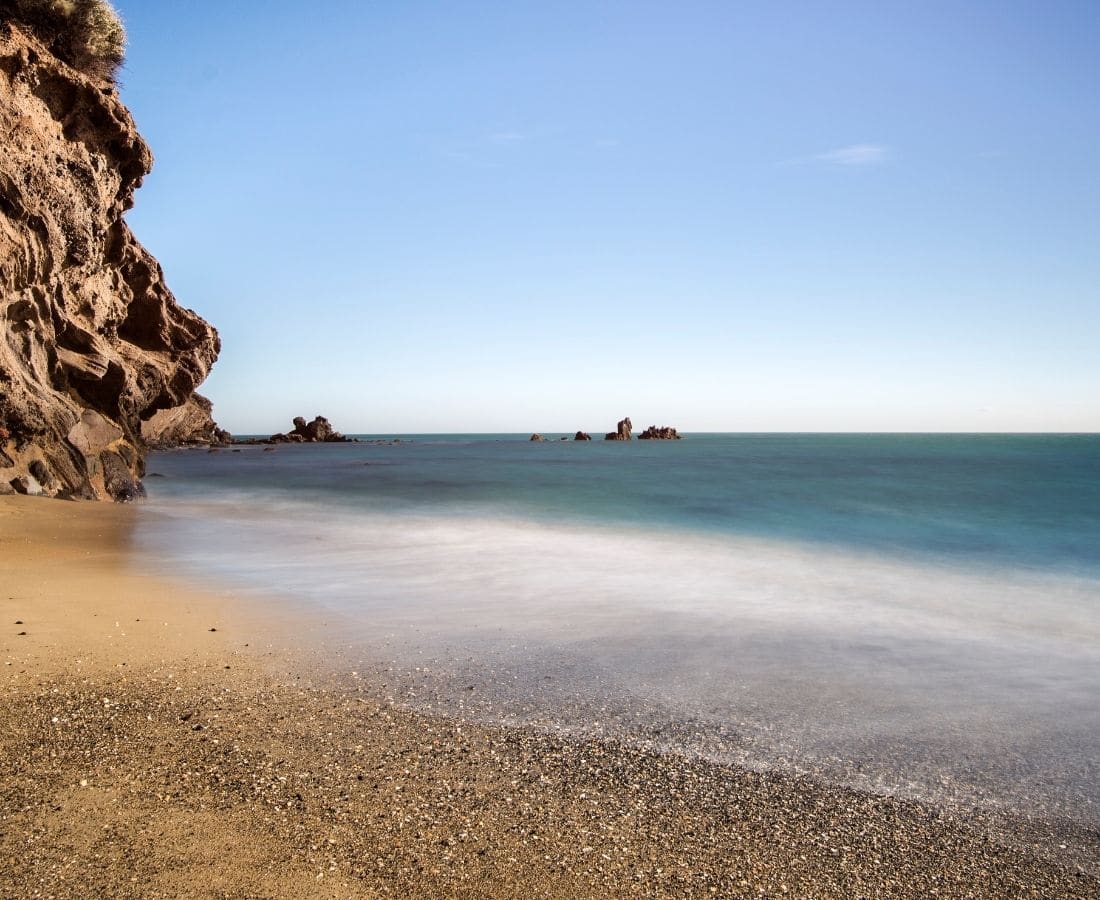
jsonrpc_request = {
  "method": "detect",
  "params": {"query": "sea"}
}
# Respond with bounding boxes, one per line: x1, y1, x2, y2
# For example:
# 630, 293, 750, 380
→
137, 433, 1100, 856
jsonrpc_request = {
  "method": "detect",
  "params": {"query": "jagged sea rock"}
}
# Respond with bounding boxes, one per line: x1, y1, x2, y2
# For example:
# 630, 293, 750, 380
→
260, 415, 351, 445
574, 431, 592, 441
529, 433, 545, 442
0, 21, 220, 499
604, 417, 632, 441
292, 415, 348, 442
638, 425, 682, 440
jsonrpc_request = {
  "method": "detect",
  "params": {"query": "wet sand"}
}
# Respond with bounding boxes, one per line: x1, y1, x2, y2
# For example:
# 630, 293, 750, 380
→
1, 496, 1096, 898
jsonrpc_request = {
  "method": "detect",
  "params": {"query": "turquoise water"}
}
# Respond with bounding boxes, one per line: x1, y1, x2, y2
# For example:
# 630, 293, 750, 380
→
138, 434, 1100, 845
187, 432, 1100, 573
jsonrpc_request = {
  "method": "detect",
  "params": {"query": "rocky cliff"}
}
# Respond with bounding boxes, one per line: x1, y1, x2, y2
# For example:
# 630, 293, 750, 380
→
0, 14, 220, 499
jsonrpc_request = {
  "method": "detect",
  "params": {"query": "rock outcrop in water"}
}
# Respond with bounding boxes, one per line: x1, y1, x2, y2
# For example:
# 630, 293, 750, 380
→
574, 431, 591, 441
638, 425, 682, 440
267, 415, 352, 444
604, 417, 632, 441
0, 14, 221, 499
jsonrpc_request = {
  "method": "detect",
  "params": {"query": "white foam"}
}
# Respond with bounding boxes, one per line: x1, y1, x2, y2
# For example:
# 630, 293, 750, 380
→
139, 494, 1100, 650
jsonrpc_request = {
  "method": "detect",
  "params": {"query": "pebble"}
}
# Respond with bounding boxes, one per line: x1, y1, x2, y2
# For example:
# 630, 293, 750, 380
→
0, 659, 1095, 899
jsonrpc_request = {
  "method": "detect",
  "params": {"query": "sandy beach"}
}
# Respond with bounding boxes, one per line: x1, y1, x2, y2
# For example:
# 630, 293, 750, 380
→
1, 495, 1096, 899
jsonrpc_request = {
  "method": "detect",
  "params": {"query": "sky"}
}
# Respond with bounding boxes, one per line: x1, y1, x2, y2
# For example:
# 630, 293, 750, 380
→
116, 0, 1099, 433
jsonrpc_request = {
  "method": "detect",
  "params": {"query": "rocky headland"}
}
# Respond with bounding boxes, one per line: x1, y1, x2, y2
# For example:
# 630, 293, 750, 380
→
0, 5, 221, 500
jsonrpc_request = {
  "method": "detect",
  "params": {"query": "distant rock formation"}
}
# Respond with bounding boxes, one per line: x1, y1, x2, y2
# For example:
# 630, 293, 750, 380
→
638, 425, 682, 440
604, 417, 632, 441
268, 415, 352, 444
0, 19, 220, 500
574, 431, 592, 441
529, 433, 546, 442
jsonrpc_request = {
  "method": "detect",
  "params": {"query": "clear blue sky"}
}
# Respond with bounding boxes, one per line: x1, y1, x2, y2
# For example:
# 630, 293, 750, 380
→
117, 0, 1099, 433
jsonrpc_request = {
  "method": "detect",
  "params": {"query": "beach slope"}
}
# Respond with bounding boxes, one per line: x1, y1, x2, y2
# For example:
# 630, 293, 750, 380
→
0, 496, 1095, 898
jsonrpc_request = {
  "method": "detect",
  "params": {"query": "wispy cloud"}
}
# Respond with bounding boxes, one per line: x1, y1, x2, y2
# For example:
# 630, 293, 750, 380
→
814, 144, 889, 166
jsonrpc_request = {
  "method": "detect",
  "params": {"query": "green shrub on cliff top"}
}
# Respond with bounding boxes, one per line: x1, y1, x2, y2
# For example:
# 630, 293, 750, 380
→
1, 0, 126, 79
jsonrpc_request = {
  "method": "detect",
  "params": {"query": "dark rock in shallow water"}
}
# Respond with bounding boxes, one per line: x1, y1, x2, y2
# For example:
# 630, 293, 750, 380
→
604, 417, 633, 441
529, 433, 546, 442
293, 415, 350, 442
574, 431, 592, 441
256, 415, 353, 445
638, 425, 682, 440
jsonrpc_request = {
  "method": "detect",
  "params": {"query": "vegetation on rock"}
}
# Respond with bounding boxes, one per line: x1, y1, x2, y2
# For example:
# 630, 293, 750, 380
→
0, 0, 125, 79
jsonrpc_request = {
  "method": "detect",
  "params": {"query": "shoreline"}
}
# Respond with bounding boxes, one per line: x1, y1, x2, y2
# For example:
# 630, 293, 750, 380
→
1, 496, 1096, 898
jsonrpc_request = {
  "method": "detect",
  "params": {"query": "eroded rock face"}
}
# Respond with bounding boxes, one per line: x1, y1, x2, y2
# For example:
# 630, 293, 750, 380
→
142, 394, 230, 448
0, 23, 220, 499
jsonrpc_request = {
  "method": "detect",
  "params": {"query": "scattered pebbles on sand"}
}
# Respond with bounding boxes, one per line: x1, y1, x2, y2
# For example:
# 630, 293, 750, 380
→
1, 658, 1096, 899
